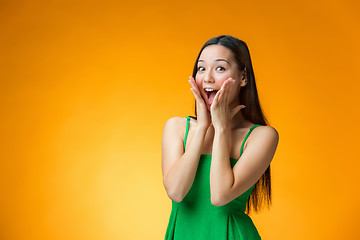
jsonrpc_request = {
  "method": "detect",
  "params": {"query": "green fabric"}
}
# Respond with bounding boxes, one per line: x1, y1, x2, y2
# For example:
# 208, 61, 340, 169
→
165, 116, 262, 239
183, 116, 191, 152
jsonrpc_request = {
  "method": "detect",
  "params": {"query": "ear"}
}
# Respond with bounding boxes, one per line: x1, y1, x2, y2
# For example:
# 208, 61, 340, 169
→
240, 67, 248, 87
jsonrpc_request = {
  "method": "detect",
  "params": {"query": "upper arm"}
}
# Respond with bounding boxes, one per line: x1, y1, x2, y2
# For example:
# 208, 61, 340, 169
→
161, 117, 186, 181
231, 126, 279, 198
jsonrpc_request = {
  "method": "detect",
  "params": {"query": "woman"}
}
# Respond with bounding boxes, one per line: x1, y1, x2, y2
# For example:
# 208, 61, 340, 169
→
162, 35, 279, 239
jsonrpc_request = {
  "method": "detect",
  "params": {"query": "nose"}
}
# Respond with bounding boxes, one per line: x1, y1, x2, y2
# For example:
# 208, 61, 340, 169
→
203, 70, 214, 83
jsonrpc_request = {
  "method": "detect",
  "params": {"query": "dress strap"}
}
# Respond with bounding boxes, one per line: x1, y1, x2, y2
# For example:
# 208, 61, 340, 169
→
183, 116, 191, 152
240, 124, 261, 156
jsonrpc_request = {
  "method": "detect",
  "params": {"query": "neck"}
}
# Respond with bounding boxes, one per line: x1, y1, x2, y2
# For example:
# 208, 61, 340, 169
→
230, 110, 250, 129
228, 98, 250, 129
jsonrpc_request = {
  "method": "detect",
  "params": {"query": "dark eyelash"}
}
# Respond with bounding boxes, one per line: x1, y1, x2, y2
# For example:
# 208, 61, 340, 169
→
197, 66, 225, 71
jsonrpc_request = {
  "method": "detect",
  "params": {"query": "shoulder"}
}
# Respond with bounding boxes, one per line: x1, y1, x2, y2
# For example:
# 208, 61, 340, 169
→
163, 116, 187, 129
162, 117, 188, 137
255, 125, 279, 137
249, 125, 279, 144
241, 125, 279, 164
162, 117, 189, 151
243, 124, 279, 145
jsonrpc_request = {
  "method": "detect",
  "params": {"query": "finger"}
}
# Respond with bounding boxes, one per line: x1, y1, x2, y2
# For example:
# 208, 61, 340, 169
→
214, 78, 232, 106
190, 86, 208, 111
219, 79, 231, 103
230, 105, 245, 119
225, 78, 235, 102
212, 89, 222, 107
189, 79, 206, 103
189, 84, 203, 105
219, 78, 229, 91
215, 78, 231, 105
215, 79, 229, 103
190, 87, 204, 105
188, 77, 205, 101
188, 77, 200, 93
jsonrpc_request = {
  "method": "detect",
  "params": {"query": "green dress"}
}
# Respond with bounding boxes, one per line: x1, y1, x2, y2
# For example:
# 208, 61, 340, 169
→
164, 116, 262, 240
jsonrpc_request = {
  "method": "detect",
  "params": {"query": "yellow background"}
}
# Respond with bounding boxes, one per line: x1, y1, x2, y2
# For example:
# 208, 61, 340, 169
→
1, 0, 359, 239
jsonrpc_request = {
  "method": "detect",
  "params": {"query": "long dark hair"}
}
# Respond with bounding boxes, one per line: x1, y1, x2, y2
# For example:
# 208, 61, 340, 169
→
192, 35, 271, 215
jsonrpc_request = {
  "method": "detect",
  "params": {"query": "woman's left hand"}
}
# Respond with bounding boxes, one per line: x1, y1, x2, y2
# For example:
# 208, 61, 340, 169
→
210, 78, 245, 130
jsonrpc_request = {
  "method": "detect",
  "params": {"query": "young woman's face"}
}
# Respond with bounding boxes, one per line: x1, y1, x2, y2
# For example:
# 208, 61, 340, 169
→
195, 44, 245, 110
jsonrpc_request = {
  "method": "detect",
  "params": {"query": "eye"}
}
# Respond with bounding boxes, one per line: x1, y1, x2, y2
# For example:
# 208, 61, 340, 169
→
197, 66, 205, 72
216, 66, 226, 71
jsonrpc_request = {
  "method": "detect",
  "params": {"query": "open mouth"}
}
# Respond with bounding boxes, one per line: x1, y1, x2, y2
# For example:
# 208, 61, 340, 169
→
204, 88, 219, 104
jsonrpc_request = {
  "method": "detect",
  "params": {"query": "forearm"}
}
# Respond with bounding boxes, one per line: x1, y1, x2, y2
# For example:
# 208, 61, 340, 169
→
210, 126, 234, 206
164, 127, 207, 202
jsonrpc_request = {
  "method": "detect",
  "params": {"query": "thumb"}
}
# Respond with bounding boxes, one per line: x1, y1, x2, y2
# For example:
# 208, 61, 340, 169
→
231, 105, 246, 119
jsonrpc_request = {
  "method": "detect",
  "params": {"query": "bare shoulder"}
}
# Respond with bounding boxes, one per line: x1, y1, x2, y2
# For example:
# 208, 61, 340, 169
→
163, 116, 187, 131
253, 125, 279, 139
162, 116, 188, 140
164, 116, 186, 126
245, 125, 279, 148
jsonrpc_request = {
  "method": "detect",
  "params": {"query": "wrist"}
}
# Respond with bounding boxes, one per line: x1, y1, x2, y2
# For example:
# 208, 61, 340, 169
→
213, 120, 230, 132
214, 125, 230, 133
196, 125, 209, 134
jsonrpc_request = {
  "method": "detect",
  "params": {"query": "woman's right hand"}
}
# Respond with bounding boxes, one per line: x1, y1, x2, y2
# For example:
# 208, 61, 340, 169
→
188, 76, 211, 131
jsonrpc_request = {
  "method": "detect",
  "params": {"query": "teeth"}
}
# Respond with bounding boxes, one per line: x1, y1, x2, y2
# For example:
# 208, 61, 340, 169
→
205, 88, 217, 92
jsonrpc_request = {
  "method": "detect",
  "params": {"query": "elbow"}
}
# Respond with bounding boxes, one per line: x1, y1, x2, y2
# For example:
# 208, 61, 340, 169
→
211, 187, 247, 206
210, 185, 232, 206
163, 175, 188, 202
164, 182, 186, 202
210, 194, 228, 207
166, 189, 185, 203
171, 195, 184, 203
211, 199, 224, 207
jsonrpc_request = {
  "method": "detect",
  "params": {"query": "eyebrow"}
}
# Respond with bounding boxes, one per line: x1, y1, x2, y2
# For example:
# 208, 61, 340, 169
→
198, 59, 230, 65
